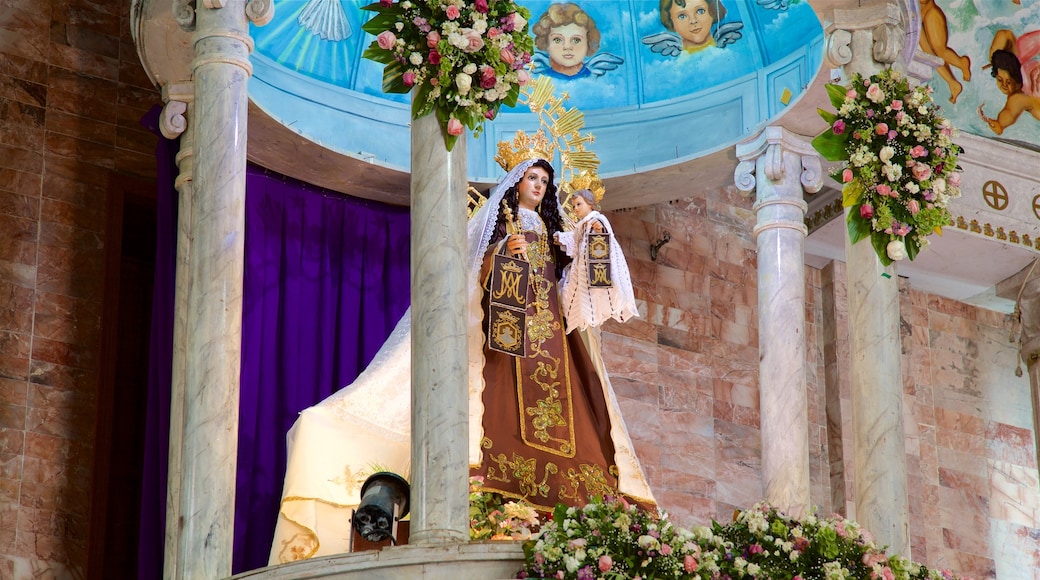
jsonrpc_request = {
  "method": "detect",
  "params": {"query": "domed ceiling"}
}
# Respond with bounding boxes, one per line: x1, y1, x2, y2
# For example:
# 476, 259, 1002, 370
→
249, 0, 824, 182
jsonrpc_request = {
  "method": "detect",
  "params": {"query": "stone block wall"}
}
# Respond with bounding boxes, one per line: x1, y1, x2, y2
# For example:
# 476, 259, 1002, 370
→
597, 187, 1038, 579
0, 0, 159, 576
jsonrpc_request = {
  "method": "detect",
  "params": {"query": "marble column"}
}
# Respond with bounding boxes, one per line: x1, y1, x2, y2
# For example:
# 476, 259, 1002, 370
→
173, 0, 273, 577
158, 82, 194, 580
735, 126, 822, 517
825, 2, 910, 558
408, 114, 470, 544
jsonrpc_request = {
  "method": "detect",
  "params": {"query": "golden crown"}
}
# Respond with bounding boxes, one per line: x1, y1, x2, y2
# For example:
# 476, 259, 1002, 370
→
494, 129, 556, 172
561, 170, 605, 204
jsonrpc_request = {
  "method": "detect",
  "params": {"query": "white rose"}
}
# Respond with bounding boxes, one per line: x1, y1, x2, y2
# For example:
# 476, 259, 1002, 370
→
448, 32, 467, 50
932, 177, 946, 194
455, 72, 472, 94
878, 146, 895, 163
472, 18, 487, 34
484, 88, 498, 101
409, 52, 423, 66
463, 63, 477, 74
887, 240, 907, 261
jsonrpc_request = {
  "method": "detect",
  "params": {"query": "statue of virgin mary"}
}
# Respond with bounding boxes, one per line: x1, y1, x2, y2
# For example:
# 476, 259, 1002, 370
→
269, 132, 655, 565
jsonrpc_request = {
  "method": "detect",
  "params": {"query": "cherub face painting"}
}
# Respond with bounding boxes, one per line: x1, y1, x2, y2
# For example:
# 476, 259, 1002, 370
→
667, 0, 714, 49
547, 23, 590, 76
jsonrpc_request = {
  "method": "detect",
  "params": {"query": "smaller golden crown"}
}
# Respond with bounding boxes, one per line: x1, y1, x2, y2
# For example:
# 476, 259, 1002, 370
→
495, 129, 556, 172
561, 170, 605, 204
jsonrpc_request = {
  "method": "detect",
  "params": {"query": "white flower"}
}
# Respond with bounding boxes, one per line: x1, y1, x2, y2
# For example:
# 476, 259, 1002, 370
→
484, 88, 499, 101
882, 163, 902, 181
409, 52, 423, 65
463, 63, 477, 74
932, 177, 946, 194
887, 240, 907, 260
905, 182, 919, 194
878, 145, 895, 163
455, 72, 472, 94
472, 17, 487, 34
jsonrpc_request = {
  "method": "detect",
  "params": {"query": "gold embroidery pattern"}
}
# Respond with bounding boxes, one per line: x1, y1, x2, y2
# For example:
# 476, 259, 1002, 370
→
560, 463, 617, 503
516, 217, 576, 457
278, 532, 319, 563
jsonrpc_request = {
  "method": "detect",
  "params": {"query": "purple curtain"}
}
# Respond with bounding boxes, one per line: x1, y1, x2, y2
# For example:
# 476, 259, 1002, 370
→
137, 112, 412, 576
233, 166, 410, 572
138, 106, 179, 580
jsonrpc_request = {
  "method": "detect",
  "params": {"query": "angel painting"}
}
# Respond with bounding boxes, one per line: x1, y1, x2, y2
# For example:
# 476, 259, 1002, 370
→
641, 0, 744, 57
531, 3, 624, 79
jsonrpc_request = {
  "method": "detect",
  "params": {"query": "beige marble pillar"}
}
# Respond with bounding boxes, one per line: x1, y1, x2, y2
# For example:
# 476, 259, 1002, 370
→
173, 1, 273, 577
825, 2, 910, 558
735, 126, 822, 517
158, 81, 194, 580
408, 114, 470, 544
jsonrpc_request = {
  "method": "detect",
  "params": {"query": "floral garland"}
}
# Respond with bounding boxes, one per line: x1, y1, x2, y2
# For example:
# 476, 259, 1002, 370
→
517, 497, 973, 580
811, 68, 962, 266
469, 476, 541, 541
361, 0, 534, 151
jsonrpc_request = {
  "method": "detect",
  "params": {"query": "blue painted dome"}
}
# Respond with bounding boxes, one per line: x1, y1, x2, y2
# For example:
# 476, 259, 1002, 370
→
249, 0, 824, 182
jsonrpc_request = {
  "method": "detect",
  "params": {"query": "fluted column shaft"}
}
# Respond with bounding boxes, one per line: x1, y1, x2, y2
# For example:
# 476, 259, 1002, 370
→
826, 2, 911, 558
736, 127, 822, 516
409, 115, 470, 544
177, 2, 252, 576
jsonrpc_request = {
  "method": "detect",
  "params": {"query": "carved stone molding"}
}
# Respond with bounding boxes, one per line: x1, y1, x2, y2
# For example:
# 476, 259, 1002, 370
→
174, 0, 196, 31
160, 82, 194, 139
824, 3, 904, 73
734, 126, 824, 195
246, 0, 275, 26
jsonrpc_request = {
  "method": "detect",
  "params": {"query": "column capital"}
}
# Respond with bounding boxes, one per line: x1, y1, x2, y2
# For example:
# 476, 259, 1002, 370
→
734, 126, 823, 196
178, 0, 275, 31
824, 2, 904, 73
160, 82, 194, 140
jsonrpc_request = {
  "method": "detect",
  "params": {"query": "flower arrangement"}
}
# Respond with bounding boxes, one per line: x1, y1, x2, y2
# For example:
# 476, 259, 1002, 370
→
518, 497, 972, 580
361, 0, 535, 151
811, 68, 963, 266
469, 476, 541, 541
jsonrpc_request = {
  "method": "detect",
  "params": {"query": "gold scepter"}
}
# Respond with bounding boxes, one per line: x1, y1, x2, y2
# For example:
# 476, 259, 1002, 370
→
501, 198, 528, 262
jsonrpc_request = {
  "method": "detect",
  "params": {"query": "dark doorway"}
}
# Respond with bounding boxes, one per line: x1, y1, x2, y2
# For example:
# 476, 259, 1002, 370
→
88, 174, 157, 579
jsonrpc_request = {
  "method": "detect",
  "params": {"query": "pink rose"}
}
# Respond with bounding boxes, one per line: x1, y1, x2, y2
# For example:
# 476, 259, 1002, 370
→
487, 27, 501, 38
598, 555, 613, 572
832, 119, 845, 135
484, 109, 496, 120
876, 184, 892, 197
866, 83, 884, 103
948, 172, 961, 187
428, 49, 441, 65
748, 544, 764, 555
445, 5, 460, 20
376, 30, 396, 50
402, 71, 415, 86
427, 30, 440, 48
890, 99, 903, 110
912, 162, 932, 181
908, 199, 920, 214
660, 543, 672, 556
683, 555, 698, 573
379, 0, 392, 6
517, 69, 531, 85
911, 145, 927, 158
842, 168, 853, 183
875, 123, 888, 135
462, 29, 484, 53
888, 130, 897, 140
446, 117, 464, 136
846, 89, 857, 100
475, 0, 489, 13
500, 47, 516, 65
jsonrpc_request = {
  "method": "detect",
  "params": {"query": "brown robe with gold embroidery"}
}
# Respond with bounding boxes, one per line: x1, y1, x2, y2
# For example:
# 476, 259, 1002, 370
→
471, 228, 622, 512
